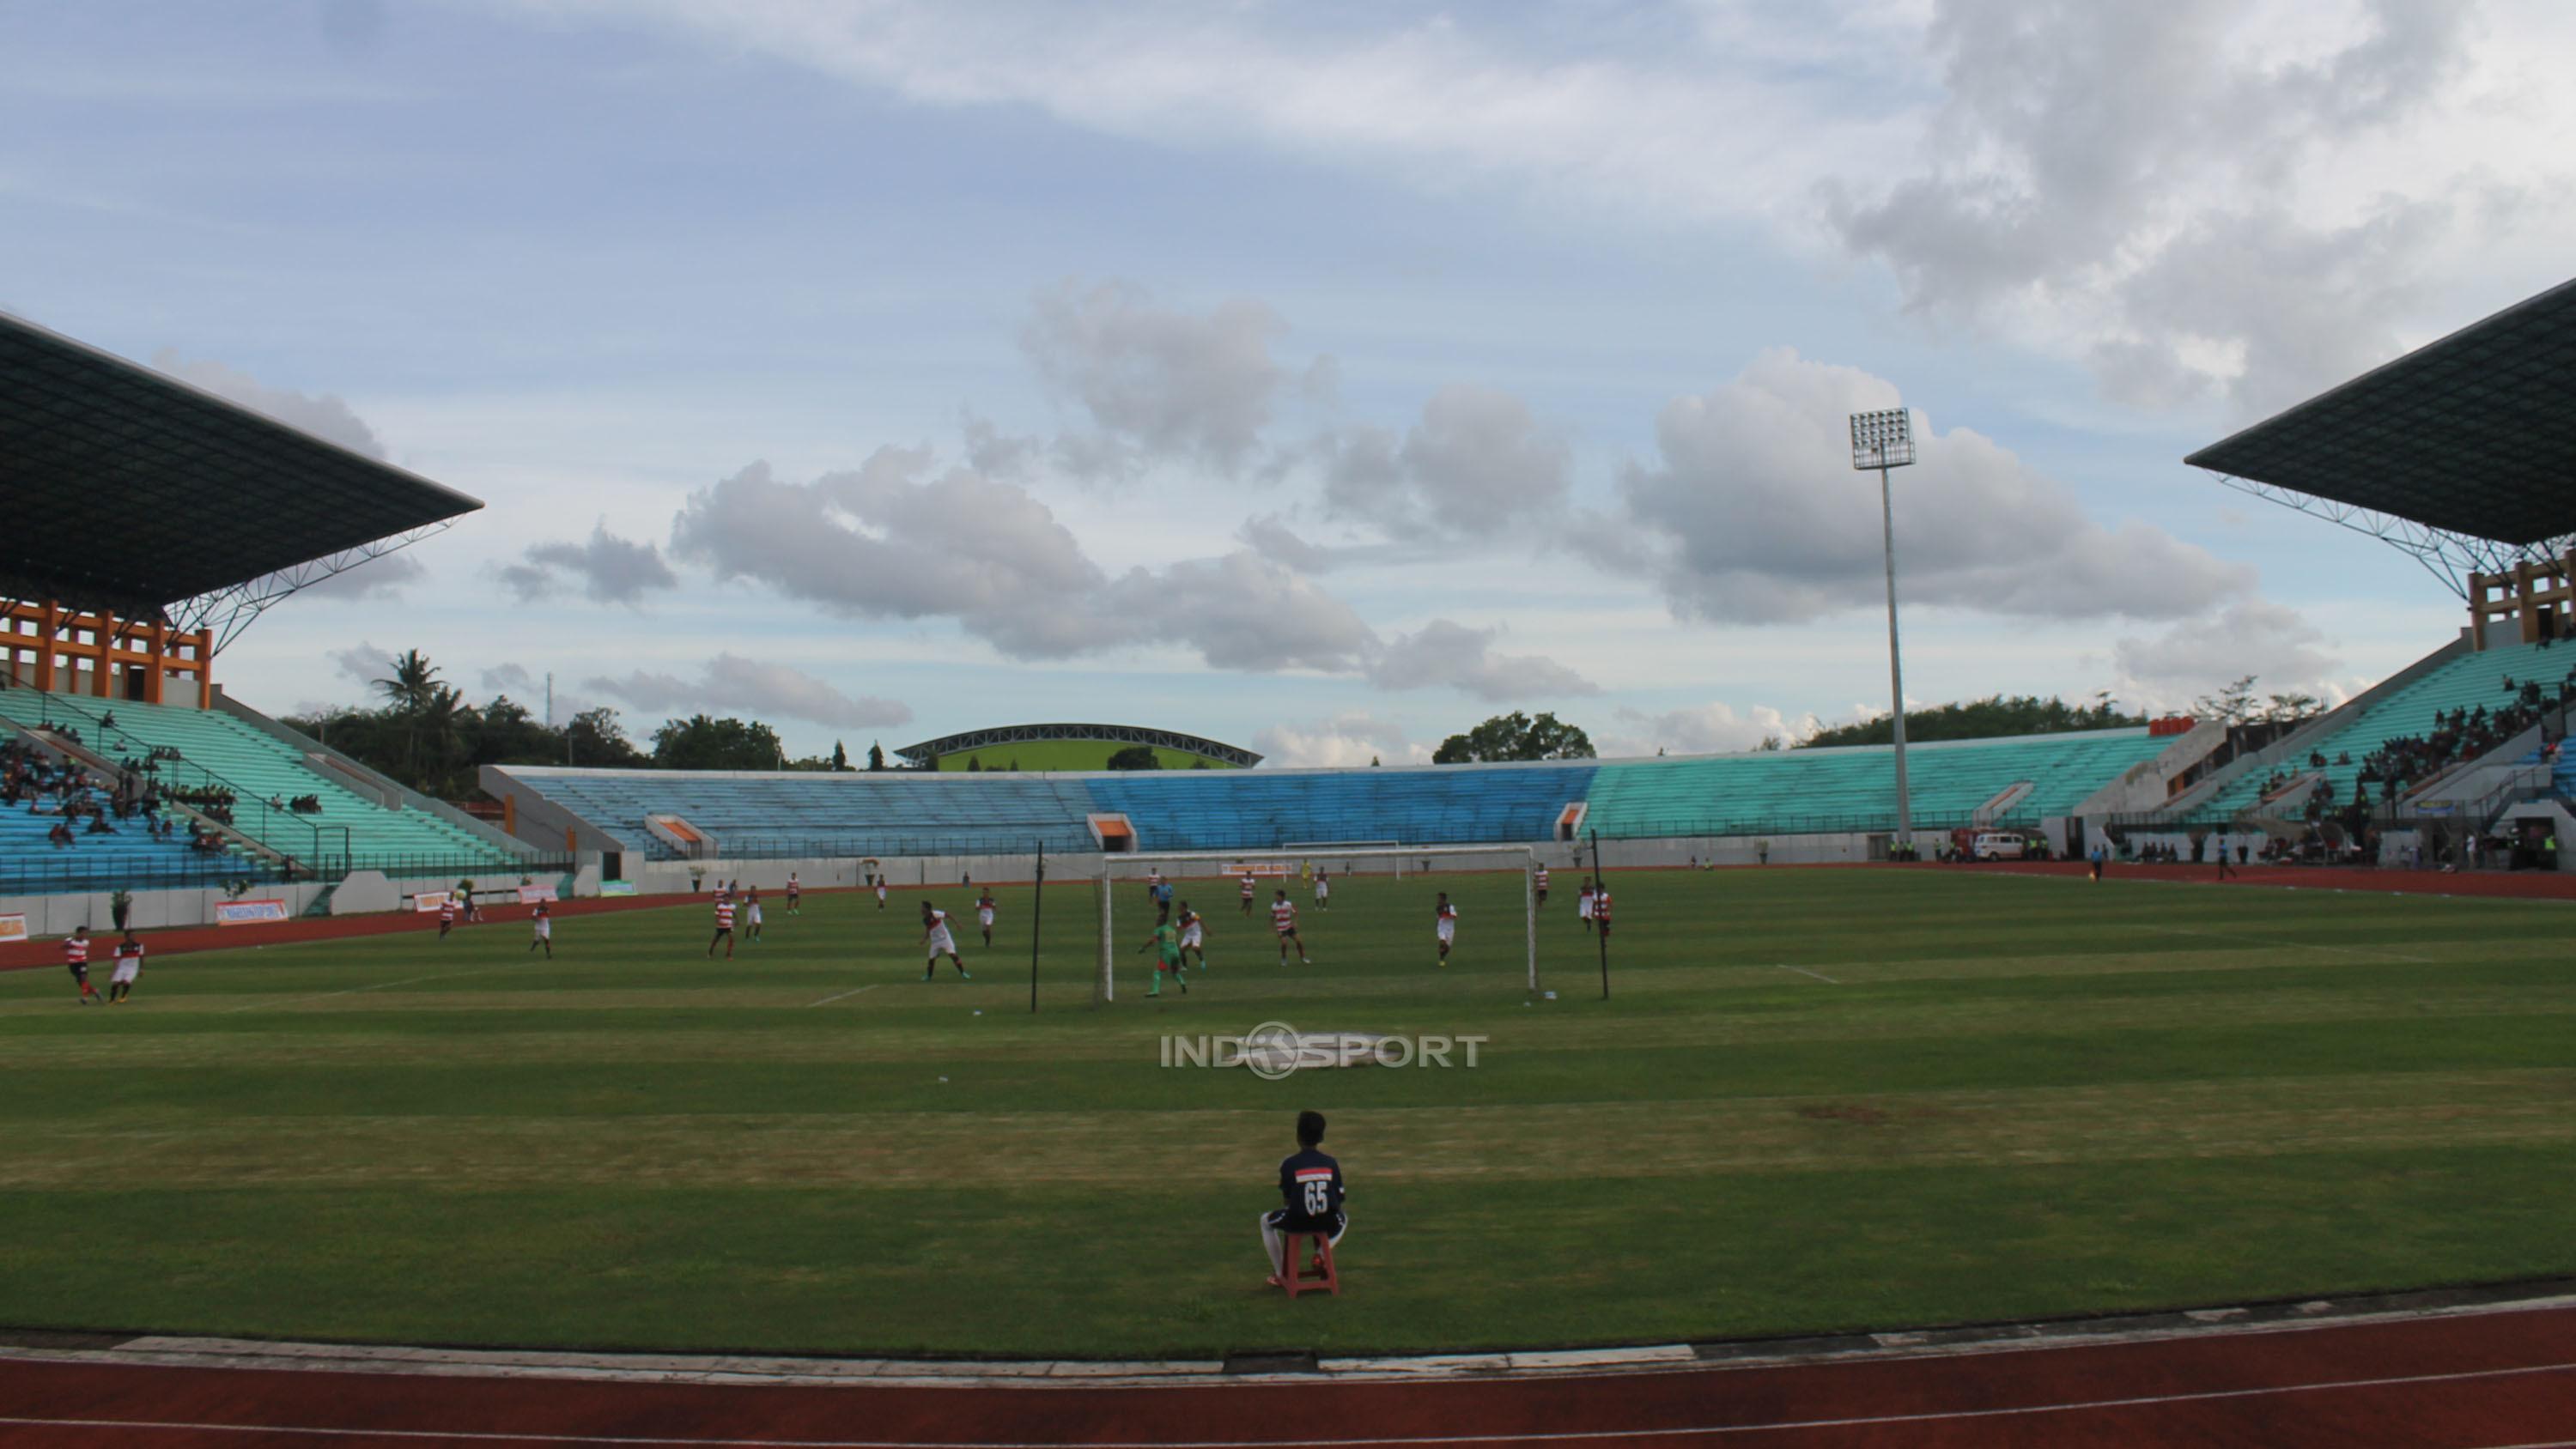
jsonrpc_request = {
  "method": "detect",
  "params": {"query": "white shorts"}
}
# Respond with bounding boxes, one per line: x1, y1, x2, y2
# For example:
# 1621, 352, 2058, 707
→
926, 928, 957, 957
747, 907, 762, 925
1437, 920, 1455, 943
1180, 924, 1202, 948
110, 960, 140, 985
1577, 899, 1594, 919
533, 921, 551, 939
977, 909, 994, 927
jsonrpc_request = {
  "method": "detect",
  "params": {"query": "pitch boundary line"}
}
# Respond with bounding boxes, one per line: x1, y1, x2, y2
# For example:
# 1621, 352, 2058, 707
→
805, 984, 883, 1009
3, 1359, 2572, 1446
222, 968, 497, 1013
1771, 965, 1840, 985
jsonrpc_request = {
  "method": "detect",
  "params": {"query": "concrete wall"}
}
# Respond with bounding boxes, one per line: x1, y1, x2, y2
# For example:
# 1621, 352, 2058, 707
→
0, 880, 333, 936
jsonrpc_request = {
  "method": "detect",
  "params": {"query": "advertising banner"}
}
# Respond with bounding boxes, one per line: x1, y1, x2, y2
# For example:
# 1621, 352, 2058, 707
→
214, 899, 291, 925
412, 890, 453, 913
516, 883, 559, 904
0, 913, 26, 944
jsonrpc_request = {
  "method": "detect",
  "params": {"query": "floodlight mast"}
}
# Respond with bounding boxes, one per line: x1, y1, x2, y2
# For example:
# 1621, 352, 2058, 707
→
1850, 408, 1917, 855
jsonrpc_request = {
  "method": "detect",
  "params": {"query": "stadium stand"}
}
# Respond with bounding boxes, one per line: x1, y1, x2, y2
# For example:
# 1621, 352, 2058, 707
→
9, 688, 517, 873
514, 770, 1103, 858
1084, 763, 1597, 852
1582, 729, 2169, 839
0, 727, 242, 893
2196, 637, 2572, 818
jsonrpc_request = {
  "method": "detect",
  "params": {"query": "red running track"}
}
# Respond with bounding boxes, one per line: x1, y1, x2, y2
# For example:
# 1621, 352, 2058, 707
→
4, 1305, 2574, 1448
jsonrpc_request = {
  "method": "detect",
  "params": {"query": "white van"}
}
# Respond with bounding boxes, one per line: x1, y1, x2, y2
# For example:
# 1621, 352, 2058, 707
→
1971, 832, 2027, 861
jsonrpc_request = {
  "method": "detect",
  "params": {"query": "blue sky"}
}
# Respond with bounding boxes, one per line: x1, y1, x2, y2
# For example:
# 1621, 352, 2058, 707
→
6, 1, 2570, 763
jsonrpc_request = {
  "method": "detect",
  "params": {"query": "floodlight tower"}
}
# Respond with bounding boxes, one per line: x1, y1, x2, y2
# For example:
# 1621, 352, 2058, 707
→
1850, 408, 1917, 854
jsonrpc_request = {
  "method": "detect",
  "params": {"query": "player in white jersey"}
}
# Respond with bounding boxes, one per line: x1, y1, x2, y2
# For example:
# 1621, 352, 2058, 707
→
744, 888, 764, 943
1434, 891, 1458, 965
528, 902, 553, 959
1239, 870, 1257, 916
707, 897, 737, 959
1313, 870, 1330, 911
975, 889, 998, 946
1577, 882, 1595, 932
1270, 889, 1311, 965
874, 876, 889, 910
106, 931, 144, 1003
1176, 901, 1207, 970
786, 872, 802, 915
920, 901, 970, 980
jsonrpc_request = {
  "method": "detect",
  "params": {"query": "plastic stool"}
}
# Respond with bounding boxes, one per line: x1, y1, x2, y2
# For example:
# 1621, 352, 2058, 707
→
1282, 1232, 1339, 1298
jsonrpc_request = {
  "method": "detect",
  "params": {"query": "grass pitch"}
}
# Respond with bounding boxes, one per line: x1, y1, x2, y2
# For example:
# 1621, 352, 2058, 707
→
2, 867, 2571, 1359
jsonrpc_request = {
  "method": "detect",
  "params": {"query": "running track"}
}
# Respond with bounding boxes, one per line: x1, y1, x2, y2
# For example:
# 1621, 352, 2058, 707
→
5, 1301, 2575, 1447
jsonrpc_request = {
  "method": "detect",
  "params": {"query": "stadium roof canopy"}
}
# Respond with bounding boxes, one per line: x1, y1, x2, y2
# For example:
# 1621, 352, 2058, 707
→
2185, 276, 2576, 579
0, 308, 482, 638
896, 723, 1263, 768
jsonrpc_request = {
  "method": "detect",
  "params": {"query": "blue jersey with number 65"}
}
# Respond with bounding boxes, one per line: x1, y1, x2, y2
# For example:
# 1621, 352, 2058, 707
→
1277, 1148, 1345, 1229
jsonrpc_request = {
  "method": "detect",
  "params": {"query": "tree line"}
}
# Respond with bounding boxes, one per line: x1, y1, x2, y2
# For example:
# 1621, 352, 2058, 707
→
285, 650, 895, 799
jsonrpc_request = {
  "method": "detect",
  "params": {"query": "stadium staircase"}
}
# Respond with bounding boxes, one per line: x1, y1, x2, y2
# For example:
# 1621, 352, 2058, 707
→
1579, 730, 2170, 839
5, 688, 519, 875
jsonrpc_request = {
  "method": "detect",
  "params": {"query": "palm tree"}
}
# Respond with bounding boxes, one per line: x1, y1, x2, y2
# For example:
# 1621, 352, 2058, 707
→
374, 650, 440, 714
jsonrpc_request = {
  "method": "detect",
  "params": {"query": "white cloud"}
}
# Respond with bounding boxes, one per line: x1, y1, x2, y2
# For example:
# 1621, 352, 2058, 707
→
2111, 597, 2348, 714
496, 524, 680, 606
1021, 277, 1292, 476
1236, 513, 1336, 573
1610, 348, 2252, 625
326, 640, 388, 688
1601, 701, 1813, 759
1253, 712, 1427, 768
152, 350, 388, 458
585, 652, 913, 730
1366, 619, 1596, 702
296, 551, 427, 601
1107, 550, 1376, 674
1322, 385, 1570, 537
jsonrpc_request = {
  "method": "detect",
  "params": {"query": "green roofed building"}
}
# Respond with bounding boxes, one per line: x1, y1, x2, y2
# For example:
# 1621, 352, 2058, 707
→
893, 724, 1259, 773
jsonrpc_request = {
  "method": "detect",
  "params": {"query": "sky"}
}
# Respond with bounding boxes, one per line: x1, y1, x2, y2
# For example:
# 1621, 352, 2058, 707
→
5, 0, 2571, 766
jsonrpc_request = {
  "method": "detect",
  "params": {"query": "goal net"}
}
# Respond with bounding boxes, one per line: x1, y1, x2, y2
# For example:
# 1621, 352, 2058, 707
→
1097, 845, 1539, 1003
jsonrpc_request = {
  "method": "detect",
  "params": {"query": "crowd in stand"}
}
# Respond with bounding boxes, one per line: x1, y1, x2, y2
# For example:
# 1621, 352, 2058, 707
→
3, 736, 240, 858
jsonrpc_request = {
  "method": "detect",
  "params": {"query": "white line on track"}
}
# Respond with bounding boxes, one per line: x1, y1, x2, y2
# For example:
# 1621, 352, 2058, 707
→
1771, 965, 1839, 985
805, 984, 882, 1008
3, 1359, 2570, 1446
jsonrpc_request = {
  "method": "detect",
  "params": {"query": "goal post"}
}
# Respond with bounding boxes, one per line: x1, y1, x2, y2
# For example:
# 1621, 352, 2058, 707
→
1097, 845, 1540, 1003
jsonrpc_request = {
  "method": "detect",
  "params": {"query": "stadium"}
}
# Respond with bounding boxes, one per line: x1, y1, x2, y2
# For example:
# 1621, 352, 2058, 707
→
7, 95, 2576, 1449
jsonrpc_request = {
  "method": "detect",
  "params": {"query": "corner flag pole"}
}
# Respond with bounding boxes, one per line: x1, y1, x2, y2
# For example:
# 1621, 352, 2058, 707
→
1589, 828, 1608, 1000
1029, 840, 1045, 1014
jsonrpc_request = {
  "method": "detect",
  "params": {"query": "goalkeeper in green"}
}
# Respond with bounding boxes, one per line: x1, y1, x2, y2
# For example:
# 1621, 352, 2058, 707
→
1136, 905, 1189, 997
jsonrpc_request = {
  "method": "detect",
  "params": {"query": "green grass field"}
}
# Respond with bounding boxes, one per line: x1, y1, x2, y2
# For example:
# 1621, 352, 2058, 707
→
3, 867, 2571, 1360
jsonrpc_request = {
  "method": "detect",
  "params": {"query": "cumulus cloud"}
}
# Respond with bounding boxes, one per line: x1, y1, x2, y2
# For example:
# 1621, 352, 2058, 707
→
1236, 513, 1337, 573
670, 452, 1118, 658
663, 455, 1591, 692
297, 551, 427, 601
585, 653, 913, 730
1608, 349, 2251, 625
326, 640, 388, 688
153, 350, 388, 458
1824, 0, 2485, 412
482, 663, 538, 694
1253, 712, 1428, 768
1022, 278, 1291, 476
2111, 597, 2348, 714
1321, 385, 1570, 537
1601, 701, 1813, 759
496, 524, 680, 606
1106, 550, 1376, 673
1365, 619, 1595, 702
